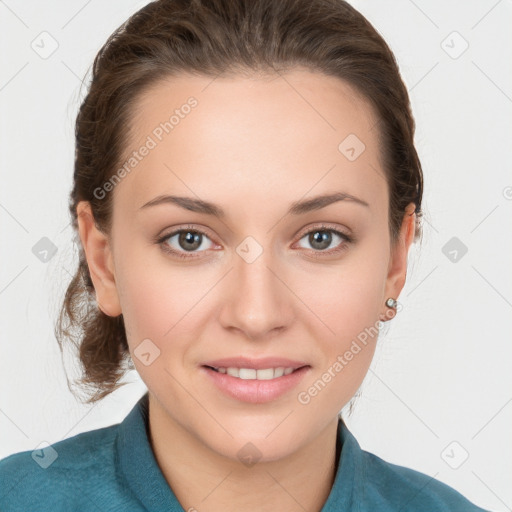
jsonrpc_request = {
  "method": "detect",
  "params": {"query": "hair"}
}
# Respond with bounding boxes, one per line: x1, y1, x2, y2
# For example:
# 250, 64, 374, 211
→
56, 0, 424, 404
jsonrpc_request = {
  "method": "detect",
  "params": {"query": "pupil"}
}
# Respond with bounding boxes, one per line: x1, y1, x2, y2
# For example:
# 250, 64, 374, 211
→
180, 231, 201, 251
311, 231, 331, 250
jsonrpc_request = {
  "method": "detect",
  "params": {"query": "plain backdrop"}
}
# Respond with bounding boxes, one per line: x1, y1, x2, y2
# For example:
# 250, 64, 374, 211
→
0, 1, 511, 511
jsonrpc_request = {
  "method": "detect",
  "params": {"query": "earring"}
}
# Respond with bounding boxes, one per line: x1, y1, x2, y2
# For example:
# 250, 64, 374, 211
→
385, 298, 397, 309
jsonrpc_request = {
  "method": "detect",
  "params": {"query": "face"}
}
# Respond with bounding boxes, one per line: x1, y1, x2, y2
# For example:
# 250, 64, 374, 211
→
78, 69, 415, 462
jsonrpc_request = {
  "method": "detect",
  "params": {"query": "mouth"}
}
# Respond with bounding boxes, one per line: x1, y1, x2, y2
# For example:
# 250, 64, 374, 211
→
202, 365, 309, 381
200, 363, 311, 403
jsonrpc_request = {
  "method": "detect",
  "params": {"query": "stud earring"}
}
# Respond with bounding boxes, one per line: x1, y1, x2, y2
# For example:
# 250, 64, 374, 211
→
385, 298, 397, 309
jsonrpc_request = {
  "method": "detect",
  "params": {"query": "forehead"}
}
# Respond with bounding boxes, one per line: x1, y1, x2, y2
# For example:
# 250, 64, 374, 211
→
113, 69, 386, 219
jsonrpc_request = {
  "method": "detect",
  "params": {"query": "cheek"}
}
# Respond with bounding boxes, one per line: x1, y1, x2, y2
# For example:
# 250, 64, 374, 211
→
302, 272, 381, 367
291, 246, 388, 407
296, 248, 388, 348
114, 250, 184, 345
115, 252, 213, 363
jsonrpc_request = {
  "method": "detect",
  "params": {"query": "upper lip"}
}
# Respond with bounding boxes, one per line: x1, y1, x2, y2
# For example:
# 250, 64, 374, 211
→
201, 357, 310, 370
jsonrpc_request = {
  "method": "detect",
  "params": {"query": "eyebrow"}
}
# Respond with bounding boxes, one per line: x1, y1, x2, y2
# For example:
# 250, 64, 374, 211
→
139, 191, 370, 217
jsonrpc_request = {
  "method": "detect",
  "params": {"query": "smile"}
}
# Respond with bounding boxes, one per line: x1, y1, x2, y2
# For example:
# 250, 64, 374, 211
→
206, 366, 298, 380
201, 365, 311, 403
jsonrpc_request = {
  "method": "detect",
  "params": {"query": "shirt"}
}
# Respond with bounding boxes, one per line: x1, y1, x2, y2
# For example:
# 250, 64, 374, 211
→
0, 392, 490, 511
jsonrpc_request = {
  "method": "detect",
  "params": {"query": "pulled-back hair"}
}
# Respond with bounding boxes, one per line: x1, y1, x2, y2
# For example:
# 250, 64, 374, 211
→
56, 0, 424, 403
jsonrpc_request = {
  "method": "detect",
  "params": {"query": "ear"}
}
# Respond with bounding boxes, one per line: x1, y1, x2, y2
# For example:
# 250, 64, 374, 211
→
381, 202, 416, 321
76, 201, 122, 317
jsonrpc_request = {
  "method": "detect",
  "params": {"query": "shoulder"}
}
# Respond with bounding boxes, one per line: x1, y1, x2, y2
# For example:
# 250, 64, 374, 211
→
359, 448, 490, 511
0, 422, 138, 511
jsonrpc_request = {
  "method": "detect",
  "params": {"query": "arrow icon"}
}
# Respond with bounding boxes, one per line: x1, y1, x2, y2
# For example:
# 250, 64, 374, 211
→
134, 339, 161, 366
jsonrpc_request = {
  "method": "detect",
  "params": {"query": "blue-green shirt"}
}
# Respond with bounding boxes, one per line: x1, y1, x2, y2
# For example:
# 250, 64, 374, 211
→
0, 393, 490, 511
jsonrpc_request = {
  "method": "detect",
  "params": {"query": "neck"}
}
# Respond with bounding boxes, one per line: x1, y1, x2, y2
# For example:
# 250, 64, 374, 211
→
147, 395, 340, 512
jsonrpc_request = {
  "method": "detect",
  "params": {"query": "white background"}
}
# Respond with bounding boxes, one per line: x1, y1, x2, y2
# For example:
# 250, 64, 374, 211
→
0, 1, 511, 511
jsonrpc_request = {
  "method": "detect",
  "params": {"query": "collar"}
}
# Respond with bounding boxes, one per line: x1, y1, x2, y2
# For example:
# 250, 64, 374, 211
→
116, 392, 362, 511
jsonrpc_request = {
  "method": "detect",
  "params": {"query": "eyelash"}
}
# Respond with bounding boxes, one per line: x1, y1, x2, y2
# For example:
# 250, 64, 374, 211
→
155, 224, 353, 260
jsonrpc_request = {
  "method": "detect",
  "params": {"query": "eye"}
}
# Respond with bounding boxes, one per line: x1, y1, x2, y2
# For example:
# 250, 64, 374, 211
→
157, 225, 217, 259
295, 224, 352, 256
156, 223, 353, 260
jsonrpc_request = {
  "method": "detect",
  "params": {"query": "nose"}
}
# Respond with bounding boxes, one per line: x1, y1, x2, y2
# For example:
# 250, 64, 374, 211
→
218, 247, 293, 341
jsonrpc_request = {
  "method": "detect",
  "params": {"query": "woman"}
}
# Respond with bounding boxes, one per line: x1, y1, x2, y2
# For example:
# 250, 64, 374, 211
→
0, 0, 491, 510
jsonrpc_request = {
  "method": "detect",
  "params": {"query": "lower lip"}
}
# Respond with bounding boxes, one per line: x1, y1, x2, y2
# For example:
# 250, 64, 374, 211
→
201, 366, 311, 404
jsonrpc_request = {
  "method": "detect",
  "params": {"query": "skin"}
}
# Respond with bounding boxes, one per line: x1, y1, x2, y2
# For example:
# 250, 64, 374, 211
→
77, 69, 416, 512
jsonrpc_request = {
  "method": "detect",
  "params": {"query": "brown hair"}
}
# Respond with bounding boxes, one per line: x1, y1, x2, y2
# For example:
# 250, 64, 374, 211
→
56, 0, 424, 404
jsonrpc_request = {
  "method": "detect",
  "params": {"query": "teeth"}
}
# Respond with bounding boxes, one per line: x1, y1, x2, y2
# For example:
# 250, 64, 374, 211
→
214, 366, 298, 380
274, 367, 284, 378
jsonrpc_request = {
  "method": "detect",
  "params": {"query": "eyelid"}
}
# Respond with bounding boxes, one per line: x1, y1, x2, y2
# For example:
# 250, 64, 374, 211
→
294, 222, 352, 241
156, 224, 217, 243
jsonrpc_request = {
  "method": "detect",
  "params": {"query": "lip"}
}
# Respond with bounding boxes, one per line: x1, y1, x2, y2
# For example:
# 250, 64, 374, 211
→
200, 359, 311, 404
200, 356, 309, 370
